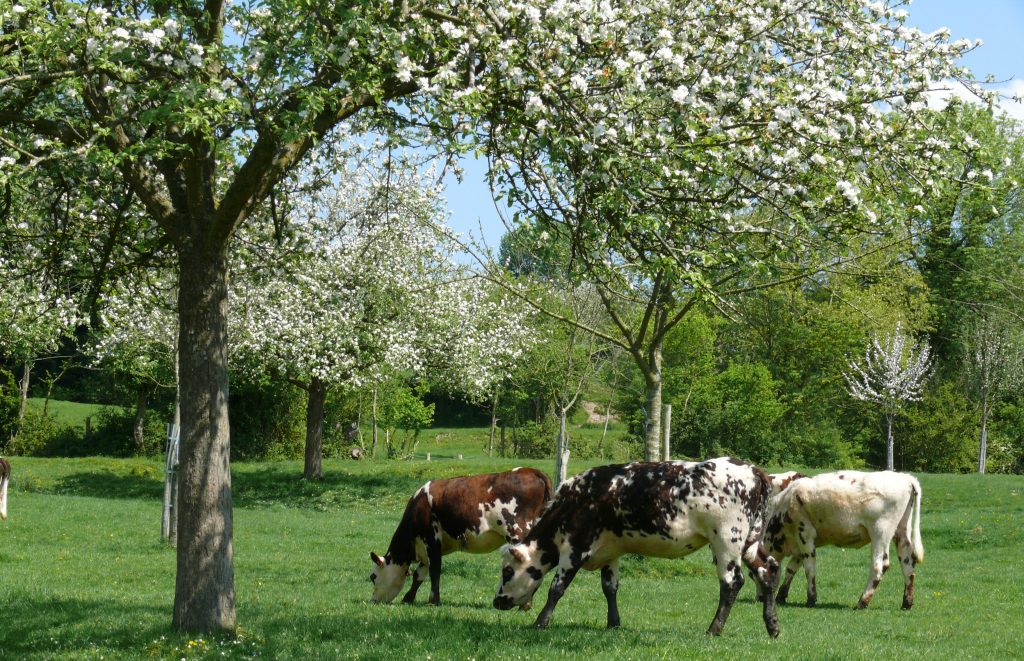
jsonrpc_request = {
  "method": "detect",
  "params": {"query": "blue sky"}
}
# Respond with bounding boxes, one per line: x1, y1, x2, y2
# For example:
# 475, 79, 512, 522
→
442, 1, 1024, 248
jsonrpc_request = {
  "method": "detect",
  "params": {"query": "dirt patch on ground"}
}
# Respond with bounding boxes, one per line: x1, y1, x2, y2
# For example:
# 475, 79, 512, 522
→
581, 400, 618, 424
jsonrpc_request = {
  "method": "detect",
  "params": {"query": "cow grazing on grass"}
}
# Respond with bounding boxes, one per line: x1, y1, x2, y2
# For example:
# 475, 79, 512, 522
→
0, 457, 9, 520
763, 470, 924, 609
370, 467, 552, 605
493, 458, 781, 637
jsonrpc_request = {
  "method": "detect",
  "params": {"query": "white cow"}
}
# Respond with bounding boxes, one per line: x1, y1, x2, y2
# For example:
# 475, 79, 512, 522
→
763, 470, 924, 609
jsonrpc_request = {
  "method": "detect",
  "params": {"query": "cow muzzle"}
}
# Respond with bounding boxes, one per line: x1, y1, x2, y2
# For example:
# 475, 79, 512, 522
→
493, 594, 516, 610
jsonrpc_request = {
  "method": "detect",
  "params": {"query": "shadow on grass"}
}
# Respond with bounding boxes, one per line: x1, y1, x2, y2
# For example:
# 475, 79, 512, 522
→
0, 594, 169, 658
55, 470, 164, 500
33, 462, 427, 512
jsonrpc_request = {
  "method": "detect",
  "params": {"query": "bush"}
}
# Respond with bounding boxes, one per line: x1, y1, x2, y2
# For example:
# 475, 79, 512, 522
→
672, 361, 784, 464
902, 382, 976, 473
510, 420, 557, 459
6, 410, 81, 456
0, 367, 19, 446
784, 420, 865, 470
229, 378, 305, 460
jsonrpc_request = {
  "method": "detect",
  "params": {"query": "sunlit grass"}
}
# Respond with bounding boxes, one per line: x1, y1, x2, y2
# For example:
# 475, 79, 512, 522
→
1, 443, 1022, 659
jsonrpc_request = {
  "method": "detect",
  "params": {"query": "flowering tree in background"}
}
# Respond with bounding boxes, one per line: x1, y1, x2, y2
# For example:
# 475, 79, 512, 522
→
845, 322, 932, 470
471, 0, 981, 460
963, 313, 1024, 474
0, 256, 80, 423
89, 276, 178, 454
231, 148, 451, 479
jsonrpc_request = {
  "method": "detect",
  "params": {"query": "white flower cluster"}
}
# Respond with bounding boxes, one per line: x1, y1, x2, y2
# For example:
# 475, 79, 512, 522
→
0, 257, 82, 362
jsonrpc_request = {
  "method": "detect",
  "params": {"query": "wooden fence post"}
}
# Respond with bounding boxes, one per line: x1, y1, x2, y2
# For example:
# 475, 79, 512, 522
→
161, 423, 180, 545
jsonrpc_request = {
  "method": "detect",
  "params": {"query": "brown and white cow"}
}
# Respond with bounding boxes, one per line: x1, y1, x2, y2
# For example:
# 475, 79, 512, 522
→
0, 457, 9, 520
762, 470, 924, 609
493, 458, 781, 637
369, 467, 552, 605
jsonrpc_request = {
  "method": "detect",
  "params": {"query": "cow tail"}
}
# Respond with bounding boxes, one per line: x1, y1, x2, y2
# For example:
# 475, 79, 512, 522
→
910, 477, 924, 564
541, 470, 554, 505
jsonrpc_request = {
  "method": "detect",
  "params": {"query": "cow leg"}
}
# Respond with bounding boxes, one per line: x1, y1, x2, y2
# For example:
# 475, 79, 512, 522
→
856, 534, 890, 609
775, 556, 801, 604
896, 531, 917, 610
601, 560, 621, 629
802, 550, 818, 607
403, 563, 427, 604
707, 555, 744, 636
427, 536, 443, 606
534, 565, 579, 629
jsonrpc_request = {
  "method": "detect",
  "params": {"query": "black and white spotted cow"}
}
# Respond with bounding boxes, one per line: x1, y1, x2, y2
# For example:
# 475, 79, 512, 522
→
370, 467, 552, 605
493, 458, 781, 637
0, 457, 9, 520
763, 470, 924, 609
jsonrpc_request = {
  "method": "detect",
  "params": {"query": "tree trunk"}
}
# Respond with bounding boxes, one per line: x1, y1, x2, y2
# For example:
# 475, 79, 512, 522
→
978, 393, 989, 474
600, 389, 614, 457
662, 403, 672, 461
18, 361, 30, 421
643, 347, 664, 461
488, 388, 499, 458
371, 387, 379, 459
555, 408, 570, 485
133, 387, 149, 455
304, 376, 328, 480
885, 412, 895, 471
500, 423, 507, 458
172, 239, 236, 633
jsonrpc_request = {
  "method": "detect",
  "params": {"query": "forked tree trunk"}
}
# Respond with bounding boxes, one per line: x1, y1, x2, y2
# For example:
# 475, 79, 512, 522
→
488, 388, 499, 458
304, 377, 328, 480
978, 392, 989, 474
643, 347, 664, 462
133, 388, 149, 454
172, 238, 236, 633
371, 387, 379, 459
555, 408, 570, 485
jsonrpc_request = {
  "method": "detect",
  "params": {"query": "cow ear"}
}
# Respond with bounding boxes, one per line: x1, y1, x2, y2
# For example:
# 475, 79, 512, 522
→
370, 551, 385, 567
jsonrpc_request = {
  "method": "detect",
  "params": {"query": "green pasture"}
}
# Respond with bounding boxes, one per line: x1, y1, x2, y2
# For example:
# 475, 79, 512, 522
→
1, 443, 1022, 659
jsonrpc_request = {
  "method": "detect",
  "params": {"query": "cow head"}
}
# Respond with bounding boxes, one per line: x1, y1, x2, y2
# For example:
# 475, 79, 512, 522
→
369, 551, 408, 603
493, 543, 544, 611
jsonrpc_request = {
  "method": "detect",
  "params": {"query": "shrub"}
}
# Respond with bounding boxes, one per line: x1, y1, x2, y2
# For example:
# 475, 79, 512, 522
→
229, 378, 306, 460
902, 382, 976, 473
784, 420, 865, 469
672, 361, 784, 464
6, 410, 80, 456
0, 367, 19, 446
510, 420, 557, 459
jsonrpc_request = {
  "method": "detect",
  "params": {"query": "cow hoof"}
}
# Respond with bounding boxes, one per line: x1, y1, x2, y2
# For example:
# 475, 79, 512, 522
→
428, 598, 440, 607
901, 600, 913, 610
805, 597, 815, 608
533, 622, 549, 629
855, 600, 868, 610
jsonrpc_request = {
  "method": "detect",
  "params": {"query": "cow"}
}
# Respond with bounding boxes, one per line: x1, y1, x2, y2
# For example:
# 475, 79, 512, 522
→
0, 457, 9, 520
762, 470, 924, 610
369, 467, 552, 606
493, 458, 781, 637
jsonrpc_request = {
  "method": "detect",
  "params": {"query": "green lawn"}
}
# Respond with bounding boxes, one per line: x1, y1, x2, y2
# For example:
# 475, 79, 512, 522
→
24, 397, 124, 429
1, 445, 1022, 659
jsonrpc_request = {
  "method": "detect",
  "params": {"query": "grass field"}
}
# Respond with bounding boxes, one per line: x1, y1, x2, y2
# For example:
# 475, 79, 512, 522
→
1, 434, 1023, 660
23, 397, 120, 429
